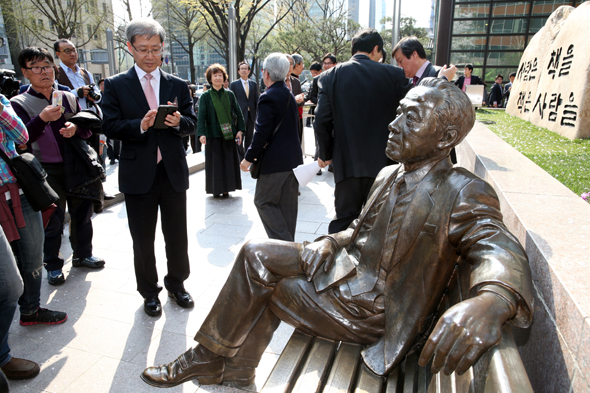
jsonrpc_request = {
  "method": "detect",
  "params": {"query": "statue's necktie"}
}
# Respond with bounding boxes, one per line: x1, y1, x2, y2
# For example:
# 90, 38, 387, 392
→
351, 174, 405, 295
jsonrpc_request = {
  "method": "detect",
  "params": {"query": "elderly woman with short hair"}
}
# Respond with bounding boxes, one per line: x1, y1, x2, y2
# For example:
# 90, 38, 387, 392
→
240, 53, 303, 241
198, 64, 245, 198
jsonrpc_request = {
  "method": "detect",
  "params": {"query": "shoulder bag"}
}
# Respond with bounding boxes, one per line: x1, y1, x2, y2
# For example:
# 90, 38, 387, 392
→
0, 148, 59, 211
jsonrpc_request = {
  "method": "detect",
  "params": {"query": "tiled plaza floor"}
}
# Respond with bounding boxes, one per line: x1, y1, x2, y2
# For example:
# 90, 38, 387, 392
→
6, 133, 337, 392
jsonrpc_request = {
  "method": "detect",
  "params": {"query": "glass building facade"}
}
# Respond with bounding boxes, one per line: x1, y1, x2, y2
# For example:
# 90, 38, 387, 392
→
439, 0, 588, 83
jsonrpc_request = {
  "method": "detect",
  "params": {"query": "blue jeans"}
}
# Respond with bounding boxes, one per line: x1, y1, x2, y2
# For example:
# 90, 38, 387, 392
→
0, 226, 24, 367
8, 194, 44, 315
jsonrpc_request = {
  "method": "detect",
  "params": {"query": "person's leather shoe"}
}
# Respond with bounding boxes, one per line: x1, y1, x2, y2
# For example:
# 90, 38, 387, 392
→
168, 291, 194, 308
72, 255, 105, 269
104, 193, 116, 200
141, 347, 224, 387
1, 357, 40, 380
144, 296, 162, 317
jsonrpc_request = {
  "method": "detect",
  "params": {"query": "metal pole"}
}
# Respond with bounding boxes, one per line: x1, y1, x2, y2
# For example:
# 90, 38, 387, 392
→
106, 28, 117, 76
228, 4, 237, 83
390, 0, 401, 64
431, 0, 439, 62
166, 0, 176, 75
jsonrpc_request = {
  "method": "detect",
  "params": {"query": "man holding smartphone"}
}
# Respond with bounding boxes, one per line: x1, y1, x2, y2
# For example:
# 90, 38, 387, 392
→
101, 18, 197, 317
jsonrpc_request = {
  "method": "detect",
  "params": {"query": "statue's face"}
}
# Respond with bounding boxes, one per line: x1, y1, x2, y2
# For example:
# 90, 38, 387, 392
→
386, 87, 445, 164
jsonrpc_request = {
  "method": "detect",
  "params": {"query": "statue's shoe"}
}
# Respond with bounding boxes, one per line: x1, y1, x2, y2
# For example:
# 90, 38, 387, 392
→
223, 365, 256, 392
141, 347, 224, 387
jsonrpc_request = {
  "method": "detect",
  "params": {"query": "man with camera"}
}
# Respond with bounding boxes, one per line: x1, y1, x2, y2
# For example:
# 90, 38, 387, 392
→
54, 39, 102, 111
54, 39, 113, 199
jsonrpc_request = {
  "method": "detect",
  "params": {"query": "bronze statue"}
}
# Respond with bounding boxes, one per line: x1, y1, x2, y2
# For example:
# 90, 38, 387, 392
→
141, 78, 534, 389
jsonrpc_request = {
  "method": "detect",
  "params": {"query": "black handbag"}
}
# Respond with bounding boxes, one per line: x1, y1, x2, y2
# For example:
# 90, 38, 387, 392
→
251, 96, 291, 179
0, 148, 59, 211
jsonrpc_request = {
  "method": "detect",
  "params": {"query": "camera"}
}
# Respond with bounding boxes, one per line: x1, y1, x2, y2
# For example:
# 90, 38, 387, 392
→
77, 83, 102, 101
0, 69, 19, 99
87, 83, 101, 101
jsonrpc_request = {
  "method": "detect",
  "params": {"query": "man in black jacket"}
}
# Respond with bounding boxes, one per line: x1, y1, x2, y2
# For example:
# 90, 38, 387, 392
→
315, 29, 454, 233
488, 75, 504, 108
240, 53, 302, 241
392, 36, 440, 85
101, 18, 197, 317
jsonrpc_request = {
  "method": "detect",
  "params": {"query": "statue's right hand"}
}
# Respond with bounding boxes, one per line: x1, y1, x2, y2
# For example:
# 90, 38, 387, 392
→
300, 239, 336, 281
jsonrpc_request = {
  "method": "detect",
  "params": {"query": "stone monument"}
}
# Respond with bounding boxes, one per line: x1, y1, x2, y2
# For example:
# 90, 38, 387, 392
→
506, 3, 590, 140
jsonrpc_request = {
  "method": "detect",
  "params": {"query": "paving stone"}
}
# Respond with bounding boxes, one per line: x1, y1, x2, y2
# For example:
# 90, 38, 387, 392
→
8, 146, 336, 392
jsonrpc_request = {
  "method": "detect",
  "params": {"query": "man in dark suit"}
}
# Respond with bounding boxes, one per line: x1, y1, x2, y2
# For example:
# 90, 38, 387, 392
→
393, 36, 440, 85
315, 29, 454, 233
101, 18, 197, 317
488, 74, 504, 107
141, 78, 533, 389
230, 61, 258, 160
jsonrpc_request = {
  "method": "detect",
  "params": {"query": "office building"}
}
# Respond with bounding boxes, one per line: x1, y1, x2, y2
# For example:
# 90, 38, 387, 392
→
435, 0, 588, 83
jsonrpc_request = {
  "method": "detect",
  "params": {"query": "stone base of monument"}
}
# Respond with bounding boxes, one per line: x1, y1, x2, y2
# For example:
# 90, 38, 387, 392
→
260, 261, 533, 393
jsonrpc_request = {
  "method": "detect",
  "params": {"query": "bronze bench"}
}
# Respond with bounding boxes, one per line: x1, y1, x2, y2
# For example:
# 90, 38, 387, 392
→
261, 263, 533, 393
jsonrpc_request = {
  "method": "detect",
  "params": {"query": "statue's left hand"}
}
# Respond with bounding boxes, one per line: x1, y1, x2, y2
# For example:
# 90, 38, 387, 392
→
300, 239, 336, 281
418, 292, 512, 375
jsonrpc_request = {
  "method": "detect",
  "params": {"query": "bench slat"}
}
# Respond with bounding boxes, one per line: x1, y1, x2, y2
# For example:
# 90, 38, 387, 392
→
403, 353, 419, 393
385, 365, 401, 393
322, 342, 362, 393
261, 331, 314, 393
291, 337, 338, 393
354, 362, 384, 393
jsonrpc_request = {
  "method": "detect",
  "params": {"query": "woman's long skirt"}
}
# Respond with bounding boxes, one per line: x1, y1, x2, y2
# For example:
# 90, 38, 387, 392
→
205, 137, 242, 195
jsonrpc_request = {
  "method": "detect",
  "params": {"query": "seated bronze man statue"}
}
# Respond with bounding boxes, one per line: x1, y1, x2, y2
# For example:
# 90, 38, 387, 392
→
141, 78, 533, 389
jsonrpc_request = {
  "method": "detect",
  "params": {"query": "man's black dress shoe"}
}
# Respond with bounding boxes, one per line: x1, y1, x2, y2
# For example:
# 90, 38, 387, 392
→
168, 291, 194, 308
144, 296, 162, 317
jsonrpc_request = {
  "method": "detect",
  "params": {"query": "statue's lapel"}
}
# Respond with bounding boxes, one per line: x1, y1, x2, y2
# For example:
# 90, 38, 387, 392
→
390, 158, 453, 265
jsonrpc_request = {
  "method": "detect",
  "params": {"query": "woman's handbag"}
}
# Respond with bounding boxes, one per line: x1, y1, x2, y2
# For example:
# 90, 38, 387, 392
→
0, 149, 59, 211
250, 96, 291, 179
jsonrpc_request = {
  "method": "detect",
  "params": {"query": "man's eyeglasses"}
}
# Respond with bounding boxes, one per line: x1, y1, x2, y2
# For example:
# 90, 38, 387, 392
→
131, 43, 163, 57
323, 61, 334, 66
59, 48, 77, 55
24, 66, 55, 74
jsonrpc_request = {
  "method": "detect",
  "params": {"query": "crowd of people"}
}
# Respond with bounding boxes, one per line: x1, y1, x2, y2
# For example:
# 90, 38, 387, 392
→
0, 15, 521, 389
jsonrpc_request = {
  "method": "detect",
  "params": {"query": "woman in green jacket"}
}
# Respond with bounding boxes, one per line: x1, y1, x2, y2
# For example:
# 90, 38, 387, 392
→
198, 64, 246, 197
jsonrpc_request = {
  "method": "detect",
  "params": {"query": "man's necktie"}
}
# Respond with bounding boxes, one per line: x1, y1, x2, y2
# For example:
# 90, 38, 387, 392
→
413, 76, 419, 86
244, 81, 249, 99
143, 74, 162, 164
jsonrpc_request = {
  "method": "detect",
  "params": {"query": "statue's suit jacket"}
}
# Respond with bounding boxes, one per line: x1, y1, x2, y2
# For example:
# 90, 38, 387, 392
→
326, 157, 534, 375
